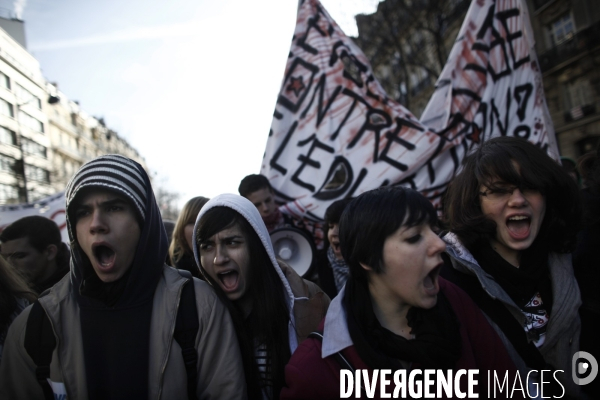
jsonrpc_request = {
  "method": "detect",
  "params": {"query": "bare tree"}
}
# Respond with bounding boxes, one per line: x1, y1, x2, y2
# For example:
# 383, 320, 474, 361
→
354, 0, 470, 114
153, 178, 181, 222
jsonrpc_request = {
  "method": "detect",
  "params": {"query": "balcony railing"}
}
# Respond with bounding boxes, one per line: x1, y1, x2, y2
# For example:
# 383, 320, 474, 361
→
538, 21, 600, 72
564, 103, 597, 124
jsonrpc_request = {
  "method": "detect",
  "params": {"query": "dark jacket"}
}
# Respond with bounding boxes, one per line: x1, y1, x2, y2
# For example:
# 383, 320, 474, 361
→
174, 253, 202, 279
34, 242, 70, 293
281, 278, 523, 399
442, 232, 581, 399
0, 155, 246, 399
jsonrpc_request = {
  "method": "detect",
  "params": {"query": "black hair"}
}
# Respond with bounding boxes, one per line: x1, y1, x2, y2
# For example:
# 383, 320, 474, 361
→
324, 198, 354, 226
339, 186, 438, 283
1, 216, 62, 252
195, 206, 290, 399
443, 136, 581, 253
238, 174, 272, 198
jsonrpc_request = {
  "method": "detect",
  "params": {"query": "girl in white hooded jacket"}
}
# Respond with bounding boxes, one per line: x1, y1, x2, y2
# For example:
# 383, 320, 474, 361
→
193, 194, 330, 400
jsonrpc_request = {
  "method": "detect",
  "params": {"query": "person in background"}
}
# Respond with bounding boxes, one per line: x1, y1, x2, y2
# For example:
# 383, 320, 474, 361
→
0, 155, 245, 399
168, 196, 209, 277
442, 136, 582, 398
0, 216, 70, 293
281, 187, 522, 399
577, 150, 597, 189
560, 156, 581, 187
238, 174, 291, 232
573, 148, 600, 399
0, 255, 36, 364
239, 174, 326, 278
194, 194, 330, 399
315, 198, 353, 298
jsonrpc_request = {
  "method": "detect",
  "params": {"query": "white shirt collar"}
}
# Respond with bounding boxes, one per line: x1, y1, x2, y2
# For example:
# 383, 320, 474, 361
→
321, 285, 353, 358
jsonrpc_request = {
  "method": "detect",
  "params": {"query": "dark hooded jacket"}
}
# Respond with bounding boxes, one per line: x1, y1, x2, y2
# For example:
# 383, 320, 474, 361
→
0, 155, 246, 399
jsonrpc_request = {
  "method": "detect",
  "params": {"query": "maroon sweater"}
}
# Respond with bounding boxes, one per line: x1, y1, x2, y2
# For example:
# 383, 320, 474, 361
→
281, 278, 526, 399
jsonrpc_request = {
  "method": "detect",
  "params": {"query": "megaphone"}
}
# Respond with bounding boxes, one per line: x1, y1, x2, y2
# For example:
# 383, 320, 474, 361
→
270, 227, 316, 278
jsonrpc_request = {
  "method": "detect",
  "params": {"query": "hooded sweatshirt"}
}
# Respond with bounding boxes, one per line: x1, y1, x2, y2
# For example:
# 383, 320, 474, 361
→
193, 193, 299, 353
192, 194, 330, 398
65, 154, 169, 399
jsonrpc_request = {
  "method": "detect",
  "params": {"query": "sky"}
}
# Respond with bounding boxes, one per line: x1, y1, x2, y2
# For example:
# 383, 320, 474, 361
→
2, 0, 381, 208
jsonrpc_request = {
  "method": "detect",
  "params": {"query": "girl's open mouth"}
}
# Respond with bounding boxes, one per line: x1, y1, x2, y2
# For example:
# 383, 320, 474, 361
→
506, 215, 531, 239
218, 270, 239, 291
424, 264, 441, 295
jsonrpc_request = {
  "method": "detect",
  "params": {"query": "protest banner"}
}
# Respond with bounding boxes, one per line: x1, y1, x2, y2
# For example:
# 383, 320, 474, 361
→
0, 192, 68, 243
261, 0, 557, 221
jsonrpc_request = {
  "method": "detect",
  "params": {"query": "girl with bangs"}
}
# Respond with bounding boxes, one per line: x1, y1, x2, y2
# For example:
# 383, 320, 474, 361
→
192, 194, 330, 400
442, 136, 582, 398
281, 186, 521, 399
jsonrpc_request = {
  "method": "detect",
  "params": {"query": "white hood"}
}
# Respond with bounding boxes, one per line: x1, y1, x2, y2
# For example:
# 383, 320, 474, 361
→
192, 193, 298, 353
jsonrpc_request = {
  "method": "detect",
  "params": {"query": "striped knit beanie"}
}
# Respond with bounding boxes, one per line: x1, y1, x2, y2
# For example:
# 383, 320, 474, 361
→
65, 155, 148, 232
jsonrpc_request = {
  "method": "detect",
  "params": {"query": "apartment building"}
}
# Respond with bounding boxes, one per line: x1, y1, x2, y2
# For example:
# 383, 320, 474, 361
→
528, 0, 600, 159
355, 0, 600, 161
0, 17, 147, 205
0, 20, 53, 204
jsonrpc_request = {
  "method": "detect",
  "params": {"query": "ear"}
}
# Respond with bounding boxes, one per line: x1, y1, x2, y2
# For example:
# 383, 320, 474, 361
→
359, 262, 373, 272
45, 244, 58, 261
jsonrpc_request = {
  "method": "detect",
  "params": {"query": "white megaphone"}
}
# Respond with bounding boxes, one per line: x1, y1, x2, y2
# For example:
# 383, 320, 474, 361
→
270, 227, 316, 278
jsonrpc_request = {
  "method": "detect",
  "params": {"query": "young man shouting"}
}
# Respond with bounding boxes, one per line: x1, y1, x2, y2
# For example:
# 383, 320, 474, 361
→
0, 154, 246, 399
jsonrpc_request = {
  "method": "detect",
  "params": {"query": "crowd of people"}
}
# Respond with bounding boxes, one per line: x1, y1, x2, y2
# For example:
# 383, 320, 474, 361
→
0, 136, 597, 399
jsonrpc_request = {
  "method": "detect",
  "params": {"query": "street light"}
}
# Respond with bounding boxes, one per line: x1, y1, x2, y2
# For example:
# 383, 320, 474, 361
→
15, 94, 60, 203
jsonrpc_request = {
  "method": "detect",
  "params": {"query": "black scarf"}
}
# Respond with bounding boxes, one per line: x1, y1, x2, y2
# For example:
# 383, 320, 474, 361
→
472, 241, 553, 312
344, 277, 461, 371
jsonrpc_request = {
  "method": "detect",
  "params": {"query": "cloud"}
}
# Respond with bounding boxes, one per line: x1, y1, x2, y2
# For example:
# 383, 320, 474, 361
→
13, 0, 27, 19
28, 21, 202, 52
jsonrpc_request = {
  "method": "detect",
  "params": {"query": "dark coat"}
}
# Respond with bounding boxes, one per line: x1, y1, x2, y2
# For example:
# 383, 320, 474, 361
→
281, 279, 524, 399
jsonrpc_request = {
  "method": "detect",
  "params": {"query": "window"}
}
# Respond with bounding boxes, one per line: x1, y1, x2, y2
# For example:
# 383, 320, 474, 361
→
24, 164, 50, 183
27, 190, 47, 202
21, 138, 47, 158
0, 71, 10, 90
565, 79, 593, 110
15, 84, 41, 109
18, 111, 44, 133
0, 99, 14, 118
0, 153, 18, 174
0, 183, 19, 204
550, 14, 575, 45
0, 126, 16, 146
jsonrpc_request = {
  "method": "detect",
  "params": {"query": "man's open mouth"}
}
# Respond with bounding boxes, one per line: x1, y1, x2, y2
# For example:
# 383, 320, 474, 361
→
93, 244, 116, 268
217, 270, 239, 290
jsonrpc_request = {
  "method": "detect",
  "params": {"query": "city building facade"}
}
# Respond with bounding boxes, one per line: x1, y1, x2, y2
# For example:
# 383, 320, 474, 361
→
355, 0, 600, 162
529, 0, 600, 160
0, 18, 147, 205
46, 85, 147, 192
0, 19, 54, 204
354, 0, 470, 116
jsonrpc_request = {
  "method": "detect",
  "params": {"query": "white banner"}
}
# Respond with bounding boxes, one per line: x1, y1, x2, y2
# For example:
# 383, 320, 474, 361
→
0, 192, 68, 243
261, 0, 557, 220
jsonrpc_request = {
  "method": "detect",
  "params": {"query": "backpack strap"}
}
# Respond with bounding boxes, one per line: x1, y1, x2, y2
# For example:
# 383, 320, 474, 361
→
24, 301, 56, 400
23, 270, 200, 400
174, 269, 200, 400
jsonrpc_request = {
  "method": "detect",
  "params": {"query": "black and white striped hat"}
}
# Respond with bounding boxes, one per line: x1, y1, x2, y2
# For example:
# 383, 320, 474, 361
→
65, 154, 148, 222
